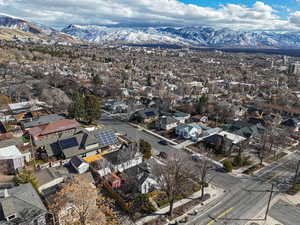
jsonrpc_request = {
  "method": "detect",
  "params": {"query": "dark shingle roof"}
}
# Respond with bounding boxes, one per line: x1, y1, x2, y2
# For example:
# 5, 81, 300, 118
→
23, 114, 65, 129
103, 143, 138, 165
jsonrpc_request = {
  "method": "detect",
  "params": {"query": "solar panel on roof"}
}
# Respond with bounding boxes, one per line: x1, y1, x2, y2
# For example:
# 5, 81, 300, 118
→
59, 137, 79, 149
95, 130, 118, 147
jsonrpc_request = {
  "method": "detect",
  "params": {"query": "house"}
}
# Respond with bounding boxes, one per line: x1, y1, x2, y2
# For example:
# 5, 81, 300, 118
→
281, 118, 300, 132
0, 183, 48, 225
44, 129, 118, 159
104, 100, 128, 113
0, 145, 24, 174
122, 159, 160, 194
27, 119, 81, 145
8, 101, 49, 122
22, 114, 65, 129
35, 167, 68, 193
70, 156, 89, 174
135, 108, 159, 123
226, 121, 265, 139
172, 111, 190, 123
155, 116, 178, 130
203, 131, 246, 154
175, 123, 202, 140
103, 142, 143, 172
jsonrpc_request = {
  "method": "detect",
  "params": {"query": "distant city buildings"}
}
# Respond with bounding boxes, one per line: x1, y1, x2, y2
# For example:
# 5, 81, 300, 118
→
288, 62, 300, 75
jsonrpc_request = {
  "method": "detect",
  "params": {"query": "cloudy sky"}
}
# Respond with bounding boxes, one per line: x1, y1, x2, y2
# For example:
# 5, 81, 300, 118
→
1, 0, 300, 31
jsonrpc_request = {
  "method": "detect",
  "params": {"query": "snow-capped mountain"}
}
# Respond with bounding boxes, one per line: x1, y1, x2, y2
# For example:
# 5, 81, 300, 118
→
1, 13, 300, 49
62, 24, 300, 48
0, 14, 43, 34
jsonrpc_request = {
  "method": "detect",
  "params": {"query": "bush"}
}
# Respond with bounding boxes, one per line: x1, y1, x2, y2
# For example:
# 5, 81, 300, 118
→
223, 159, 233, 172
291, 184, 300, 194
193, 184, 201, 192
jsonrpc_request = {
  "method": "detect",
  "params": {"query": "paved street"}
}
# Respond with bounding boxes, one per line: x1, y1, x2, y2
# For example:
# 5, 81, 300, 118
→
269, 200, 300, 225
100, 114, 300, 225
100, 114, 175, 155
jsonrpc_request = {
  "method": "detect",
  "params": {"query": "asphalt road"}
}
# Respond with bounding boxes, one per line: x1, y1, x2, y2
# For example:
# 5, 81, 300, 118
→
269, 199, 300, 225
100, 114, 300, 225
100, 114, 175, 155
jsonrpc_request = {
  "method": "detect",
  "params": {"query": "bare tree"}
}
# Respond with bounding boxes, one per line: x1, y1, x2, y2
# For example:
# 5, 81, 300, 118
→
195, 156, 211, 200
257, 132, 269, 165
151, 152, 195, 217
49, 176, 118, 225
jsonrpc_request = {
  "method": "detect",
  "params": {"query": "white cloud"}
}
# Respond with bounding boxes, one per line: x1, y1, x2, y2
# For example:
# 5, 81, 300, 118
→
0, 0, 298, 31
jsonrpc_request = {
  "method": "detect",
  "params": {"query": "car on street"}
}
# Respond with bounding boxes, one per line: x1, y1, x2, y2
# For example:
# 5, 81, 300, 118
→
158, 140, 168, 145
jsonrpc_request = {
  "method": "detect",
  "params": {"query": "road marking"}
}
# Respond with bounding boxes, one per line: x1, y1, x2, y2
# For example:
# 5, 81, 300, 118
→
206, 207, 234, 225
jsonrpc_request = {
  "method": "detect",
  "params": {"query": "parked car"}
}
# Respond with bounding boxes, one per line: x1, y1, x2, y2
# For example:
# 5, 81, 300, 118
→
158, 140, 168, 145
158, 152, 168, 159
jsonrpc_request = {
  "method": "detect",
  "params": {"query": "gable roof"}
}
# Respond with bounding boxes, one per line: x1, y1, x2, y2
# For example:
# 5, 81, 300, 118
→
227, 120, 263, 138
45, 129, 117, 159
40, 119, 80, 136
0, 183, 47, 224
23, 114, 65, 129
103, 142, 139, 165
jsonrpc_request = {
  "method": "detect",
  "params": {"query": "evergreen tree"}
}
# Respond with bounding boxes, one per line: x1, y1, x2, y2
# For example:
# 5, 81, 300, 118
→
139, 139, 152, 160
68, 92, 85, 120
84, 95, 101, 123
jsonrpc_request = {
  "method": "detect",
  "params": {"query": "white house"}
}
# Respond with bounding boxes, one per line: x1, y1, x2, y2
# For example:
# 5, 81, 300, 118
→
175, 123, 202, 140
0, 145, 24, 174
70, 156, 89, 174
139, 175, 158, 194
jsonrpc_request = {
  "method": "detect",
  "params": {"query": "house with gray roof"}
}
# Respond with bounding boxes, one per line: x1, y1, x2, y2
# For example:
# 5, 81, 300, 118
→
44, 129, 118, 159
0, 183, 48, 225
22, 114, 65, 129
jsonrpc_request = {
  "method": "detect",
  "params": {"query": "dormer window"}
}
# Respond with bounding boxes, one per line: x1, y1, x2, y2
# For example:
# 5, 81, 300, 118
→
7, 214, 16, 221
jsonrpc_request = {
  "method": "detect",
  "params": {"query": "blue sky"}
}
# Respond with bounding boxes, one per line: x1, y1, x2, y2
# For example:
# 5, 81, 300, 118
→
0, 0, 300, 31
179, 0, 298, 17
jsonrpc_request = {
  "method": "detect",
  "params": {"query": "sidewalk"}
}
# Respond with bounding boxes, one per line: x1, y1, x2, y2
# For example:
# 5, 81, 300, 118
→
135, 184, 224, 225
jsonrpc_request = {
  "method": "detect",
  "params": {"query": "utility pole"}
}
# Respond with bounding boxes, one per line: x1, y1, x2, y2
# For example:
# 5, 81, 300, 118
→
293, 160, 300, 185
264, 183, 275, 221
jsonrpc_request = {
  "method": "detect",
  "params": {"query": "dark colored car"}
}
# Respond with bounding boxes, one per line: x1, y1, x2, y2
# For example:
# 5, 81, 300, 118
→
158, 140, 168, 145
158, 152, 168, 159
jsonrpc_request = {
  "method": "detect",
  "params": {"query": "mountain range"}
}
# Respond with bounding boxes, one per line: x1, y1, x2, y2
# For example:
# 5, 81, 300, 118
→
1, 14, 300, 48
0, 14, 80, 43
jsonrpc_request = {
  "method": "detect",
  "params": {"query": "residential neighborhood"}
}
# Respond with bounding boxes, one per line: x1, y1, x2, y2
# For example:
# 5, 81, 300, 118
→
0, 3, 300, 224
